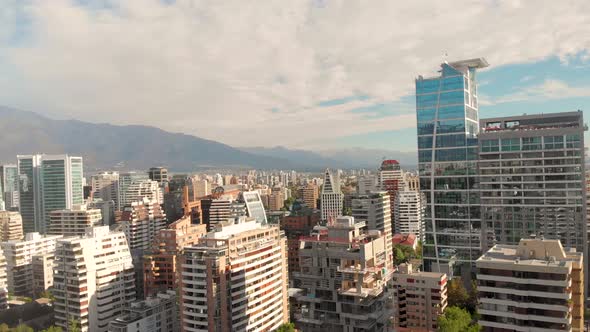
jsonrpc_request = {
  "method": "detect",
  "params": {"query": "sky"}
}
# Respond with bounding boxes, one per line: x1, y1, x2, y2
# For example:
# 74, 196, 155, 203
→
1, 0, 590, 152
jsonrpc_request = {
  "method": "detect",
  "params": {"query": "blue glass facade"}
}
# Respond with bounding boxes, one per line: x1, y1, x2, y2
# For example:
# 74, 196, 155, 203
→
416, 59, 488, 275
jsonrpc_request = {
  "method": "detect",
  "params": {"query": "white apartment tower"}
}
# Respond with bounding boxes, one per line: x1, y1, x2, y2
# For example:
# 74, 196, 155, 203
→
91, 172, 120, 210
321, 168, 344, 221
116, 198, 166, 250
0, 232, 62, 297
0, 211, 24, 241
181, 217, 289, 332
395, 191, 426, 241
0, 247, 7, 310
53, 226, 135, 332
48, 205, 103, 236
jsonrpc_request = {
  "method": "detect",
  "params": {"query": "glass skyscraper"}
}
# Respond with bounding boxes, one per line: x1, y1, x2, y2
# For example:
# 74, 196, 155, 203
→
18, 155, 84, 233
416, 58, 488, 276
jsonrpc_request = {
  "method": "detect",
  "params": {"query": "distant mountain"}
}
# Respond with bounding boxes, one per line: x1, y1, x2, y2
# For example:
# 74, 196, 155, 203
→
241, 146, 417, 170
0, 106, 304, 171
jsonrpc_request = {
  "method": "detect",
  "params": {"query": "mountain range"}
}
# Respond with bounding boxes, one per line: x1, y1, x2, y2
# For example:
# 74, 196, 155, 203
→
0, 106, 417, 171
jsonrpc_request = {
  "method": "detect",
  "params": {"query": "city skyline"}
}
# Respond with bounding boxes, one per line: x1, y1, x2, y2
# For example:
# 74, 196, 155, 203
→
1, 1, 590, 151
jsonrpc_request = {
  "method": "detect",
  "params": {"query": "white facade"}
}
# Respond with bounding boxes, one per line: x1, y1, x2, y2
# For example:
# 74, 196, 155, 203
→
0, 232, 62, 296
108, 291, 178, 332
117, 198, 166, 250
121, 180, 162, 207
394, 191, 426, 241
357, 175, 378, 194
91, 172, 120, 210
48, 205, 103, 236
0, 247, 7, 310
193, 179, 210, 198
241, 191, 268, 224
53, 226, 136, 332
321, 169, 343, 221
0, 211, 24, 241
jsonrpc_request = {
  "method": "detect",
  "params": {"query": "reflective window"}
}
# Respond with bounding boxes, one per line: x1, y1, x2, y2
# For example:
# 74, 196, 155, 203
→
417, 108, 436, 122
566, 134, 581, 148
418, 123, 434, 135
436, 134, 466, 148
522, 137, 542, 150
544, 135, 564, 149
418, 136, 433, 149
481, 139, 499, 152
439, 90, 465, 106
419, 150, 432, 163
501, 138, 520, 151
436, 148, 466, 161
438, 119, 465, 134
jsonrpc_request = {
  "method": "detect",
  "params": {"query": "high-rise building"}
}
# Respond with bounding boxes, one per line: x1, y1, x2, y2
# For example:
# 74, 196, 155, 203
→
108, 291, 178, 332
416, 58, 488, 275
392, 263, 448, 331
119, 172, 149, 206
143, 215, 207, 297
17, 155, 84, 233
299, 184, 319, 209
1, 232, 62, 297
148, 167, 168, 184
394, 190, 426, 241
351, 191, 394, 272
478, 112, 586, 250
476, 238, 583, 331
91, 171, 120, 210
280, 209, 321, 283
403, 172, 420, 191
241, 191, 268, 224
291, 216, 392, 331
116, 198, 166, 250
0, 165, 19, 210
379, 160, 404, 235
48, 204, 103, 236
0, 247, 8, 310
121, 179, 162, 207
357, 175, 378, 194
180, 217, 289, 332
53, 226, 135, 332
194, 179, 209, 198
269, 191, 285, 211
0, 211, 24, 241
320, 168, 343, 221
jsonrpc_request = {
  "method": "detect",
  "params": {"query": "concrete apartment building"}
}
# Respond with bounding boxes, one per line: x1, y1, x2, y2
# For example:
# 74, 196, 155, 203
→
351, 191, 394, 272
180, 217, 289, 332
91, 171, 120, 210
300, 184, 319, 209
0, 247, 7, 310
280, 209, 321, 283
0, 164, 19, 210
0, 211, 24, 241
476, 238, 584, 332
0, 232, 62, 297
53, 226, 136, 332
48, 204, 103, 236
291, 216, 391, 332
269, 191, 285, 211
148, 167, 168, 184
116, 198, 166, 250
108, 290, 178, 332
143, 215, 207, 297
392, 263, 448, 331
394, 191, 426, 241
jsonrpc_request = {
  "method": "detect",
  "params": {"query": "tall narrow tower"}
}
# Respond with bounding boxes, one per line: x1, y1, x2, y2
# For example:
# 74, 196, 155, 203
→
415, 58, 488, 276
320, 168, 343, 221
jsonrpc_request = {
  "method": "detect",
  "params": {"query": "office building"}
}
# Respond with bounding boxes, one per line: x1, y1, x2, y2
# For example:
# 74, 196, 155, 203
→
143, 215, 207, 297
320, 168, 344, 221
108, 290, 178, 332
357, 175, 378, 194
394, 190, 426, 241
269, 191, 285, 211
392, 263, 447, 331
404, 172, 420, 191
180, 217, 289, 332
241, 191, 268, 224
351, 191, 394, 271
53, 226, 135, 332
0, 165, 19, 210
1, 232, 62, 297
300, 184, 319, 209
291, 216, 391, 331
91, 171, 120, 210
0, 211, 23, 241
48, 205, 103, 236
478, 112, 586, 251
148, 167, 168, 184
476, 238, 583, 331
17, 154, 84, 233
194, 179, 209, 198
416, 58, 488, 275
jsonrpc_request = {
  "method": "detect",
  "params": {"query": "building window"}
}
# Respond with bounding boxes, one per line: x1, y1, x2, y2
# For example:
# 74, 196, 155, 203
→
481, 139, 499, 152
501, 138, 520, 151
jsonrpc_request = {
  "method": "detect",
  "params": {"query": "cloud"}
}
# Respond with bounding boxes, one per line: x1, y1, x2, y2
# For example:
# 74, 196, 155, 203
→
0, 0, 589, 148
486, 79, 590, 105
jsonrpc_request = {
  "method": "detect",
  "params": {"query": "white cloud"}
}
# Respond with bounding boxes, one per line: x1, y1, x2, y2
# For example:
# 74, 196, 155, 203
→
0, 0, 589, 148
487, 79, 590, 105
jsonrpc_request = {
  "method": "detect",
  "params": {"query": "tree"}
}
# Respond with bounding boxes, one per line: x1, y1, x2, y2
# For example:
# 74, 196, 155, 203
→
39, 290, 55, 302
466, 280, 479, 313
68, 318, 81, 332
40, 327, 63, 332
275, 322, 295, 332
438, 306, 480, 332
12, 325, 34, 332
393, 247, 406, 265
0, 324, 9, 332
447, 278, 469, 308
